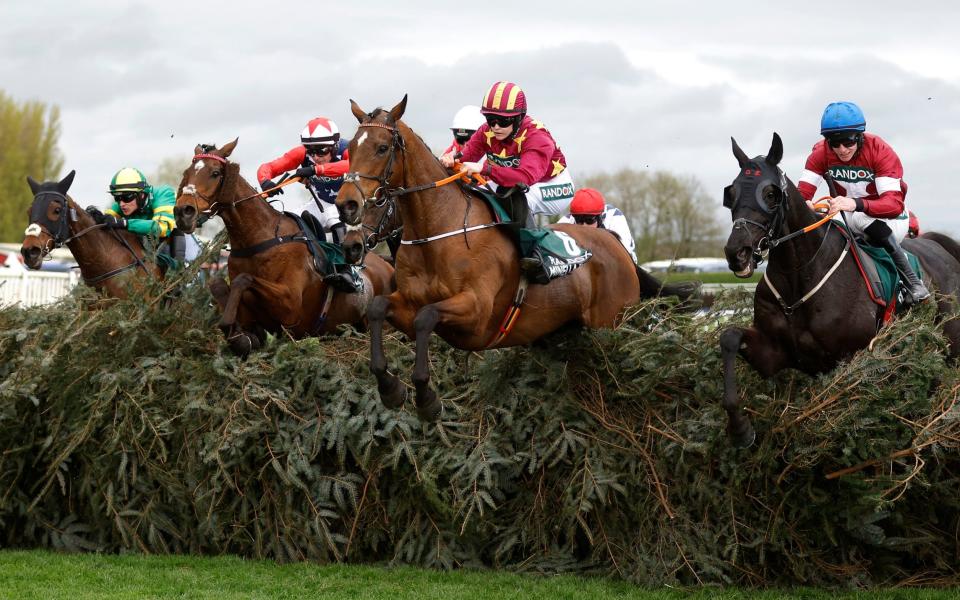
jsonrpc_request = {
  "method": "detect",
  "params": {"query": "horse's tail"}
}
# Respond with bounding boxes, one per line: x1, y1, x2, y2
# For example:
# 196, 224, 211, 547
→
636, 263, 701, 301
921, 231, 960, 265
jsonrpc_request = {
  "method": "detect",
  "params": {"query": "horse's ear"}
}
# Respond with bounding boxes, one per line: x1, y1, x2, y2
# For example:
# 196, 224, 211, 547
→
766, 132, 783, 166
218, 137, 239, 158
26, 175, 41, 195
731, 137, 750, 167
388, 94, 408, 123
57, 170, 76, 194
350, 99, 367, 123
194, 143, 204, 155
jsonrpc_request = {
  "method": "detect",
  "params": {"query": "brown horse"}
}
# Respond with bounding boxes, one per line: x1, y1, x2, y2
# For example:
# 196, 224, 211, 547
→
336, 96, 683, 421
720, 133, 960, 447
21, 171, 161, 299
173, 139, 394, 356
342, 195, 402, 264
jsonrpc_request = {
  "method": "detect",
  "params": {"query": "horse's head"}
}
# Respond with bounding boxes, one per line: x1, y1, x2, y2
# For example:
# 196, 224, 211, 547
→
723, 132, 788, 278
336, 95, 408, 227
175, 138, 238, 233
341, 196, 400, 264
21, 170, 77, 269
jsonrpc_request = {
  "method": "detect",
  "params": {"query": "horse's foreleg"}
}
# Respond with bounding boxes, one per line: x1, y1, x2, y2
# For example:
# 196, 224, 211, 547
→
410, 293, 481, 423
208, 275, 230, 312
218, 273, 259, 356
720, 326, 788, 448
368, 295, 407, 409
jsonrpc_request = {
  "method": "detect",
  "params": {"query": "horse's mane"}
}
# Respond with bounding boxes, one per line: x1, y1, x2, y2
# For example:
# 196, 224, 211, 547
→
368, 107, 437, 160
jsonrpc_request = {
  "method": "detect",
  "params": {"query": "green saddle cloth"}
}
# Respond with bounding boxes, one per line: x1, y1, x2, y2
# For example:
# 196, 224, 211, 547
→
857, 243, 923, 304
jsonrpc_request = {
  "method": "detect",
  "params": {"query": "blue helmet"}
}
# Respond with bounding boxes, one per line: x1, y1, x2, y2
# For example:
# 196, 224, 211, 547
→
820, 101, 866, 135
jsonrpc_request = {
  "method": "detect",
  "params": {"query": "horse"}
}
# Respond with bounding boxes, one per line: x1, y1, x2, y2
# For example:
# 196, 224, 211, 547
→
336, 96, 694, 421
341, 194, 402, 265
21, 171, 161, 299
172, 139, 395, 356
719, 133, 960, 447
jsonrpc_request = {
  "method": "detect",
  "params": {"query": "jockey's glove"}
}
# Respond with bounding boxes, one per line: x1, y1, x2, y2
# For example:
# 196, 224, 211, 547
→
103, 215, 127, 229
259, 179, 284, 197
294, 166, 315, 179
85, 206, 105, 224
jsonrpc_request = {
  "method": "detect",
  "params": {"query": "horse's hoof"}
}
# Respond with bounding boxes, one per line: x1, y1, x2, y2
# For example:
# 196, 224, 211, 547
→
730, 426, 756, 449
416, 389, 442, 423
378, 376, 407, 409
228, 333, 254, 357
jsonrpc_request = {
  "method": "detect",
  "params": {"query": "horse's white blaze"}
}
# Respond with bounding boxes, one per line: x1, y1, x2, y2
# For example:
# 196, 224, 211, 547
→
181, 184, 197, 195
356, 132, 368, 147
346, 223, 364, 233
194, 160, 205, 172
24, 223, 41, 237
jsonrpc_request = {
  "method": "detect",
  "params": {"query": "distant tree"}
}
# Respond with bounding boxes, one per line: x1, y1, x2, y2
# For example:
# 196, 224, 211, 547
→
580, 168, 723, 262
0, 91, 64, 242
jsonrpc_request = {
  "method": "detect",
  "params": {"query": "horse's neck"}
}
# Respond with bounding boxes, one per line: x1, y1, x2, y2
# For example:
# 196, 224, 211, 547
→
65, 200, 134, 270
396, 124, 489, 243
220, 177, 286, 246
768, 184, 844, 278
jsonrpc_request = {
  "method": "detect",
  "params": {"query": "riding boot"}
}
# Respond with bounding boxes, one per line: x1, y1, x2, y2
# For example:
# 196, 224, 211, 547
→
881, 233, 930, 306
324, 264, 363, 293
170, 229, 187, 262
519, 248, 551, 285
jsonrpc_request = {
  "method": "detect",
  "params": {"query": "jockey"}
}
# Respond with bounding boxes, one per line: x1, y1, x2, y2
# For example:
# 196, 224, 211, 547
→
89, 167, 199, 263
797, 101, 929, 305
443, 105, 485, 157
440, 81, 576, 281
256, 117, 361, 293
558, 188, 637, 264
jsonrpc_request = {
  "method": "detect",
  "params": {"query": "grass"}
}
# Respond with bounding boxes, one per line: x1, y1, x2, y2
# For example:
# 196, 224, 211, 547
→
658, 270, 762, 284
0, 551, 956, 599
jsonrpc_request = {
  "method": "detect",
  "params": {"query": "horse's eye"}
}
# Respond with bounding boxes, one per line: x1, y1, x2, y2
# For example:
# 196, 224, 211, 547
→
211, 170, 221, 178
377, 144, 389, 155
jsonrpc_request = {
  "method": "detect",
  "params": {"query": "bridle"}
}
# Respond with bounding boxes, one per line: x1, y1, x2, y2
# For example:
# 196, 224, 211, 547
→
342, 120, 406, 211
25, 191, 106, 256
725, 161, 793, 266
178, 152, 230, 218
358, 196, 401, 250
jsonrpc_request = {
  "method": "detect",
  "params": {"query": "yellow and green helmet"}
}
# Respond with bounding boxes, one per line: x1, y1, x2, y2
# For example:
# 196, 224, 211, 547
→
108, 167, 150, 195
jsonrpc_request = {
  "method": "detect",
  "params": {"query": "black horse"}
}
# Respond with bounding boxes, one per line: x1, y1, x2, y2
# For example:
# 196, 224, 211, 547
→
719, 133, 960, 447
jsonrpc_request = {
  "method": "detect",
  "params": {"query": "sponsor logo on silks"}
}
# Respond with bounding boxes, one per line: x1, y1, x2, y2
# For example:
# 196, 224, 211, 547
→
487, 152, 520, 168
541, 182, 575, 201
544, 249, 593, 278
826, 165, 875, 183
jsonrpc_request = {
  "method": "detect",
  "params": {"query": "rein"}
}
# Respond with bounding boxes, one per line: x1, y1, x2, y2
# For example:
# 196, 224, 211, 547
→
180, 152, 302, 219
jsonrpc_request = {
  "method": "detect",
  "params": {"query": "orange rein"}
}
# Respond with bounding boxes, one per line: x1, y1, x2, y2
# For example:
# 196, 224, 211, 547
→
802, 196, 839, 233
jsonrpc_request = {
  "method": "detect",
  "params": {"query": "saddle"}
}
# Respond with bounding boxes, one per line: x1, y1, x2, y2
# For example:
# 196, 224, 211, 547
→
838, 226, 923, 322
299, 210, 327, 243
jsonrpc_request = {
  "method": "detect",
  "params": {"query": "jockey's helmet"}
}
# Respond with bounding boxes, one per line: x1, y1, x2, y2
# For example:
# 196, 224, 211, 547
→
450, 105, 485, 144
570, 188, 605, 215
480, 81, 527, 117
820, 101, 866, 135
109, 167, 150, 210
301, 117, 340, 148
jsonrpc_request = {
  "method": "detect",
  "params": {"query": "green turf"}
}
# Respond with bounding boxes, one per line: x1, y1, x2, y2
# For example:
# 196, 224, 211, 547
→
0, 550, 955, 599
658, 271, 763, 284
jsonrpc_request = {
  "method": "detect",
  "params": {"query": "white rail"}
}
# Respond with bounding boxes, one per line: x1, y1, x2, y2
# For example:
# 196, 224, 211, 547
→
0, 270, 81, 307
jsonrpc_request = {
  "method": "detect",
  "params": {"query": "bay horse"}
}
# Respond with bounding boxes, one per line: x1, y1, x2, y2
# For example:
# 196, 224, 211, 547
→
720, 133, 960, 447
336, 96, 691, 421
172, 139, 394, 356
342, 194, 402, 264
21, 170, 161, 299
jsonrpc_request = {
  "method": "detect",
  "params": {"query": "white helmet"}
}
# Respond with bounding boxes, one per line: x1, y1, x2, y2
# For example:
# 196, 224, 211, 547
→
300, 117, 340, 147
450, 105, 485, 134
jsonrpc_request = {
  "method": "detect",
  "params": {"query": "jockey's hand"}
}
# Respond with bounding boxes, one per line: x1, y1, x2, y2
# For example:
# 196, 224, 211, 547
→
294, 166, 315, 180
829, 195, 856, 213
440, 152, 456, 168
460, 161, 484, 176
259, 179, 284, 197
103, 215, 127, 229
85, 206, 105, 224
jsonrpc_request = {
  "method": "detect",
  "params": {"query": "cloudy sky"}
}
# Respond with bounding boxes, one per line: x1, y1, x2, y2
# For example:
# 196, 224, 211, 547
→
4, 0, 960, 234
